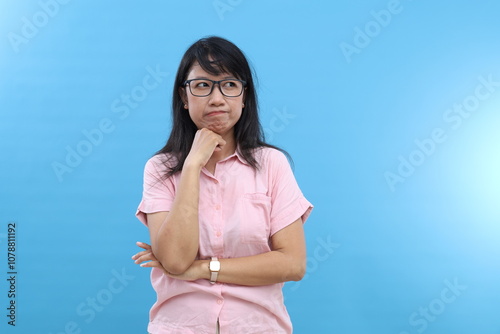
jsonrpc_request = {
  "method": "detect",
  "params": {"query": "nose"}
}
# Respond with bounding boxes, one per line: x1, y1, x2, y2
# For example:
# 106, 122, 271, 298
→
208, 83, 225, 105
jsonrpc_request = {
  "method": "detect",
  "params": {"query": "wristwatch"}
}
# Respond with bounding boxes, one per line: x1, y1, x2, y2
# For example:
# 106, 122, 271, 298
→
209, 257, 220, 284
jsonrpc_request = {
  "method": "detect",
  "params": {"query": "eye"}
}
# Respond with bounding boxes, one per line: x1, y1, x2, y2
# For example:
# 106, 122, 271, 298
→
194, 80, 211, 88
222, 80, 238, 88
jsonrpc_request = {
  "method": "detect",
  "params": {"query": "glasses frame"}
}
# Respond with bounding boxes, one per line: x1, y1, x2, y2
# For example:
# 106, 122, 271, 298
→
183, 78, 247, 97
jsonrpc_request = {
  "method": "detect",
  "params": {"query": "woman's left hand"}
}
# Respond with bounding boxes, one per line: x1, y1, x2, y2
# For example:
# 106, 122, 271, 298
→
132, 242, 208, 281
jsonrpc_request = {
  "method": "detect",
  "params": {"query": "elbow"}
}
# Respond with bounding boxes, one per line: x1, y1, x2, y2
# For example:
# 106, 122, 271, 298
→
155, 251, 194, 275
288, 260, 306, 282
290, 268, 306, 282
162, 261, 191, 275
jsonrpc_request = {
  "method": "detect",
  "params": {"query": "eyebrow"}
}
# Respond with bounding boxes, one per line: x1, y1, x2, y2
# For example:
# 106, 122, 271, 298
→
190, 76, 238, 80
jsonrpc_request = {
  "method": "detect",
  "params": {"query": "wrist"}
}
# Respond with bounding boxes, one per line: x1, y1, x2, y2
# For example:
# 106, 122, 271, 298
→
198, 260, 211, 280
183, 158, 204, 172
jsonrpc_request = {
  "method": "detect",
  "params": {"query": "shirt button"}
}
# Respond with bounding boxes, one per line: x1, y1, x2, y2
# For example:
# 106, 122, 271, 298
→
215, 204, 221, 210
217, 299, 223, 305
216, 231, 222, 237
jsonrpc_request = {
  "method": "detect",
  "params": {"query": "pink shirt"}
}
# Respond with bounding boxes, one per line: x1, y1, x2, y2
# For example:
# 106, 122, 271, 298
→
136, 147, 312, 334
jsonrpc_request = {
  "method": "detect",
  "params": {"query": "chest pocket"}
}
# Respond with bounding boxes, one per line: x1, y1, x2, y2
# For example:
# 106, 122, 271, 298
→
239, 193, 272, 244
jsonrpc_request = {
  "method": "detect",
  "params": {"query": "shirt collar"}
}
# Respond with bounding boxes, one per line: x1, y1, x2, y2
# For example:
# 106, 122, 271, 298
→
220, 145, 250, 166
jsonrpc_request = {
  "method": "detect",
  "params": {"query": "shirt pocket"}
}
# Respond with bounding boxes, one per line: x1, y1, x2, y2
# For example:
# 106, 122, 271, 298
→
240, 193, 272, 244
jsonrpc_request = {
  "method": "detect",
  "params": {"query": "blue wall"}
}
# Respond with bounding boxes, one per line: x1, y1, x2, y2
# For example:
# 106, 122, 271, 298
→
1, 1, 500, 333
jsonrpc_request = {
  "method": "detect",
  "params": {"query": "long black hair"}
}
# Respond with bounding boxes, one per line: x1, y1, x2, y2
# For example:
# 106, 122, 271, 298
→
156, 36, 287, 177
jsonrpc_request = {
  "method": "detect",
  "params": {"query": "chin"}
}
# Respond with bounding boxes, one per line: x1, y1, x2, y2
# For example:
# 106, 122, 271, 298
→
206, 121, 231, 134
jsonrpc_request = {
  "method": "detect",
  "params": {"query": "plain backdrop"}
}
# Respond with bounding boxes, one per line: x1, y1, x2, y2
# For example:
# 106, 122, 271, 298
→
1, 1, 500, 333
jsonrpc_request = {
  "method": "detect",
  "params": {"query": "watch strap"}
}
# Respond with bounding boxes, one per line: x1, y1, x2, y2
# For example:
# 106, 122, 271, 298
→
209, 257, 219, 284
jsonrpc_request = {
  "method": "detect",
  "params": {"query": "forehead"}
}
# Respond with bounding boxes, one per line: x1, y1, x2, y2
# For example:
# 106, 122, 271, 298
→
186, 62, 235, 79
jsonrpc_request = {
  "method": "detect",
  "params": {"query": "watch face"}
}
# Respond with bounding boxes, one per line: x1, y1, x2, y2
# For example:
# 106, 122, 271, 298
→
210, 261, 220, 272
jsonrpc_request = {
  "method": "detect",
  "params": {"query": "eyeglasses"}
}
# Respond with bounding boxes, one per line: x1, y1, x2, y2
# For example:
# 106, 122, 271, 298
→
183, 78, 246, 97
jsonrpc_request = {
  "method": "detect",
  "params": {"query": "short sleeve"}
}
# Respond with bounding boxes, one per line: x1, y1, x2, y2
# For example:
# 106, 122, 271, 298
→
135, 155, 176, 226
266, 149, 313, 236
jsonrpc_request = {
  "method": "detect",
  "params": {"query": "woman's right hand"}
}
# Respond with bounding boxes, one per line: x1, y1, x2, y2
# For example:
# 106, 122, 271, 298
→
184, 128, 226, 169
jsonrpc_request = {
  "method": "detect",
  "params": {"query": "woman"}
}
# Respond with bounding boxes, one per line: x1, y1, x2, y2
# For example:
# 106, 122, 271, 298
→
132, 36, 313, 334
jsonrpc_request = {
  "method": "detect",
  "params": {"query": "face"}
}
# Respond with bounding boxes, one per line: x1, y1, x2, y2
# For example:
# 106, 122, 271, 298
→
181, 62, 245, 138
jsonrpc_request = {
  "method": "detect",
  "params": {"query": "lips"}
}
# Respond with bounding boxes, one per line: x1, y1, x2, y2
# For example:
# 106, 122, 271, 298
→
206, 110, 227, 116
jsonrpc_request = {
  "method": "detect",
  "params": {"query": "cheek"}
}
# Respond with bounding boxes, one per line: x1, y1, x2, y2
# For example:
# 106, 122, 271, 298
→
186, 95, 198, 108
186, 99, 203, 115
186, 104, 199, 122
187, 108, 201, 124
232, 110, 243, 126
231, 98, 244, 111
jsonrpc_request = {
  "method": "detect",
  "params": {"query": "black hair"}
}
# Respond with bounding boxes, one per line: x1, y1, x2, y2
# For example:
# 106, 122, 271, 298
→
156, 36, 288, 177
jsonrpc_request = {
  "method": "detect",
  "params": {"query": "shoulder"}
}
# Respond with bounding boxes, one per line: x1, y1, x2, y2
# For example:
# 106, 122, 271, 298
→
144, 153, 178, 176
254, 146, 290, 170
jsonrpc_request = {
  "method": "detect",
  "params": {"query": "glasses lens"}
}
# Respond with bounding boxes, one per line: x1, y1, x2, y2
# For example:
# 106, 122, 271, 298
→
189, 79, 213, 96
220, 80, 244, 97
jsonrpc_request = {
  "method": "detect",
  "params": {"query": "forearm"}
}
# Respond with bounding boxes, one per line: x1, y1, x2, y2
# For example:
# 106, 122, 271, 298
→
154, 164, 201, 273
198, 251, 306, 286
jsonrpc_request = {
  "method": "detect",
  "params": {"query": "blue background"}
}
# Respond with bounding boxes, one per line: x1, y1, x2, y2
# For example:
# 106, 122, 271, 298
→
1, 1, 500, 333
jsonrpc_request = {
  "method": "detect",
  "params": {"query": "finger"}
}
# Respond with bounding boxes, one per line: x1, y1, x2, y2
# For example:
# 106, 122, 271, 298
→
133, 252, 157, 264
218, 137, 226, 147
212, 134, 225, 151
136, 241, 151, 250
131, 250, 153, 261
140, 260, 163, 268
138, 260, 174, 276
131, 249, 150, 259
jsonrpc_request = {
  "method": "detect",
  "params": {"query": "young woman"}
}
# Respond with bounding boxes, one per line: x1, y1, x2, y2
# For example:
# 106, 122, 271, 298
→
132, 36, 313, 334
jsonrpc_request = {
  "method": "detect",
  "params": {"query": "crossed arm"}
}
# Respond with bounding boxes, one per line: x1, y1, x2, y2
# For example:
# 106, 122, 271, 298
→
132, 216, 306, 286
132, 129, 307, 286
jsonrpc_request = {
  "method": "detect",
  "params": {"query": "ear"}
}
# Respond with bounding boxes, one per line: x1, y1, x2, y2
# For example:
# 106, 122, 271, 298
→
242, 87, 247, 104
179, 87, 188, 108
